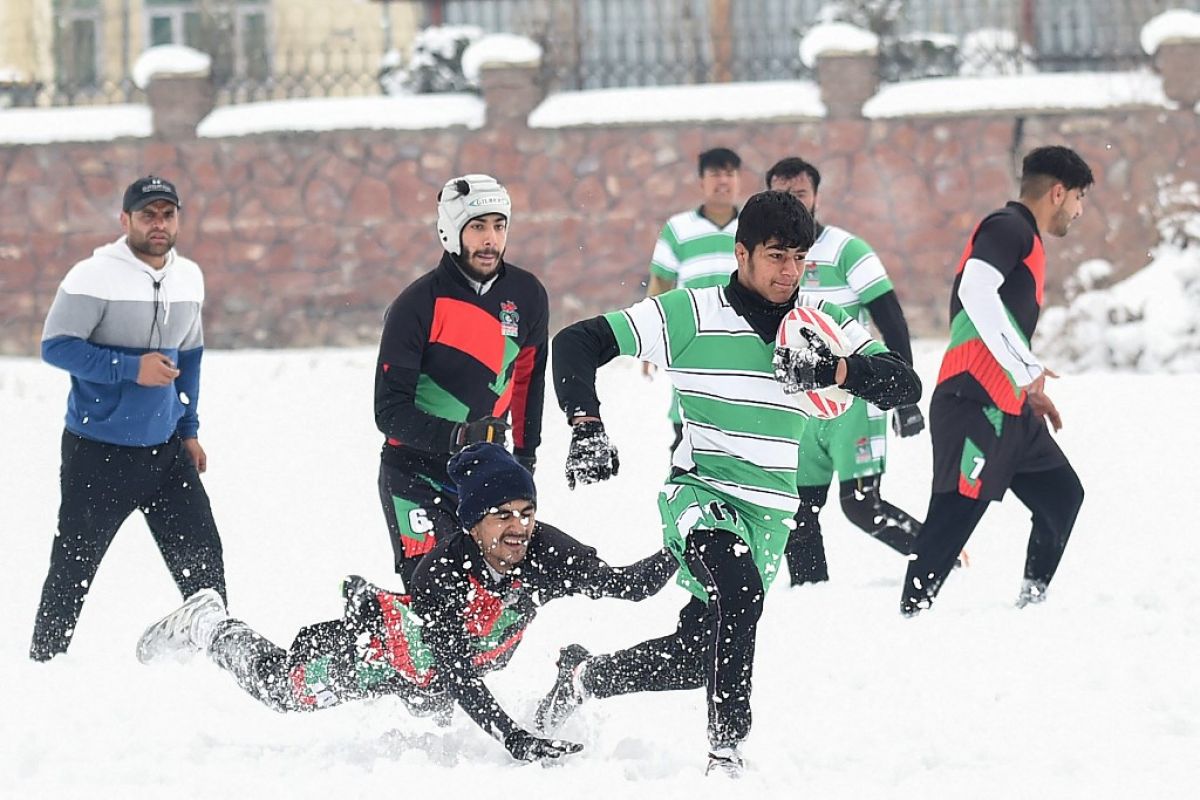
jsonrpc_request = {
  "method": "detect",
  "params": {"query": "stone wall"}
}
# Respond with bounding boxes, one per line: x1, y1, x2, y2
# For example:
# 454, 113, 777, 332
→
1, 44, 1197, 355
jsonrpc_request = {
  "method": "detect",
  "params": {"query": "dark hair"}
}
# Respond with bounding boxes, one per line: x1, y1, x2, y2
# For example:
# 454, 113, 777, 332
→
1020, 146, 1094, 196
764, 157, 821, 193
698, 147, 741, 175
735, 191, 815, 254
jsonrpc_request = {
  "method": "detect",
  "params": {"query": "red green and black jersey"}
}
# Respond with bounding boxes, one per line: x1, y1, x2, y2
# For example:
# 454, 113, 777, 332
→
375, 253, 548, 478
935, 202, 1045, 414
406, 524, 676, 744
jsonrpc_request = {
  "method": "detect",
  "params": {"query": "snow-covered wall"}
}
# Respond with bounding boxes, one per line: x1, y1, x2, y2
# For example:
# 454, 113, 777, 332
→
0, 43, 1197, 353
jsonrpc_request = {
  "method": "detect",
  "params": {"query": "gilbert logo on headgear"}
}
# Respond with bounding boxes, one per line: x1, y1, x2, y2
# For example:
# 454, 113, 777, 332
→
123, 175, 182, 213
436, 173, 512, 257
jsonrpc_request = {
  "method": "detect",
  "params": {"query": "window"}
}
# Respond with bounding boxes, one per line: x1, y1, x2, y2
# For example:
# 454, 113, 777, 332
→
143, 1, 270, 84
53, 0, 103, 88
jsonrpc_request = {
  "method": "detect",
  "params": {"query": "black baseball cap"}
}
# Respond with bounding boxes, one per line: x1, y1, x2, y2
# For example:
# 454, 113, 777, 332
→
122, 175, 181, 212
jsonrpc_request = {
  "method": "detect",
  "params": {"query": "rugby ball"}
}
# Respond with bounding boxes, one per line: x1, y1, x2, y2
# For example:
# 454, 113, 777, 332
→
775, 306, 853, 420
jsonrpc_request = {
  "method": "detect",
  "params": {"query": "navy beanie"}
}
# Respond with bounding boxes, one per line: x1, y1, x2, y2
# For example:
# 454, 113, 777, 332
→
447, 442, 537, 530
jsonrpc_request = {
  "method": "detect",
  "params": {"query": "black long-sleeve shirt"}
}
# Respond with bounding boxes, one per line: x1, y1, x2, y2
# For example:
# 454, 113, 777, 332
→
375, 253, 548, 480
408, 524, 677, 744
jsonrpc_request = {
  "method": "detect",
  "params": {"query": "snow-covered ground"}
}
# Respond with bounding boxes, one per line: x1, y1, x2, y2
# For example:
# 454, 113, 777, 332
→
2, 343, 1197, 797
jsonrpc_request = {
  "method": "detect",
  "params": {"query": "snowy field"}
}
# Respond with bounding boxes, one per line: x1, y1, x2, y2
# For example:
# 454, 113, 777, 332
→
2, 343, 1197, 798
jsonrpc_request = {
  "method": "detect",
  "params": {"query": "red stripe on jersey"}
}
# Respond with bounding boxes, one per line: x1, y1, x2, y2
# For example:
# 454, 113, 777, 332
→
953, 220, 985, 276
505, 345, 538, 448
937, 340, 1024, 415
1026, 234, 1046, 307
430, 297, 504, 373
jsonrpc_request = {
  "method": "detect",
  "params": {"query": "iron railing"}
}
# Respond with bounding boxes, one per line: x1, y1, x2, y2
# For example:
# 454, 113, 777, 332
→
3, 0, 1196, 108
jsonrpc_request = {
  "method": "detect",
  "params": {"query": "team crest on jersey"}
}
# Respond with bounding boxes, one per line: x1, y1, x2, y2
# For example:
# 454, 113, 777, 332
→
803, 262, 822, 288
499, 301, 519, 336
855, 436, 872, 464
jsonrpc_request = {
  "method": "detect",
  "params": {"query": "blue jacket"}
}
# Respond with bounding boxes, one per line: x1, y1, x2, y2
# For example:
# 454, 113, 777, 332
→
41, 237, 207, 447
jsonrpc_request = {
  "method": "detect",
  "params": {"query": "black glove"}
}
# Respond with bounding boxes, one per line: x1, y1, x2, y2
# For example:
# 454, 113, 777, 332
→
449, 416, 510, 452
772, 328, 840, 394
515, 452, 537, 475
504, 729, 584, 762
892, 404, 926, 437
564, 419, 619, 490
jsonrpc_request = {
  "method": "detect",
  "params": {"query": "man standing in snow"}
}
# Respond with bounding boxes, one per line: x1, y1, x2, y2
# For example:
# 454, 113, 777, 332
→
644, 147, 742, 451
374, 174, 549, 586
765, 156, 927, 585
540, 191, 921, 775
30, 176, 226, 662
901, 145, 1093, 615
136, 443, 676, 764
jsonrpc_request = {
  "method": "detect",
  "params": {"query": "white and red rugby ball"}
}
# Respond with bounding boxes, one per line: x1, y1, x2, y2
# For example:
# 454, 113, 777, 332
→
775, 305, 853, 420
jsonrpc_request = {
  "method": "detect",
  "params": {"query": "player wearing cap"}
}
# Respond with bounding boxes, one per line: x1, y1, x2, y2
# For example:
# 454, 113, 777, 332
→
30, 175, 227, 662
374, 174, 549, 585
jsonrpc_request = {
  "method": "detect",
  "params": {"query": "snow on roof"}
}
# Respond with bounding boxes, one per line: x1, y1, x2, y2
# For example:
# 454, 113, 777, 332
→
461, 34, 543, 84
1141, 9, 1200, 55
799, 22, 879, 69
195, 93, 485, 138
529, 80, 824, 128
863, 71, 1172, 118
0, 104, 152, 144
132, 45, 211, 89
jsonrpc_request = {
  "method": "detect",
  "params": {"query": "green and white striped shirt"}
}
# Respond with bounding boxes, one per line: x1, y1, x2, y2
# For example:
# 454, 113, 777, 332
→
798, 224, 894, 323
650, 208, 738, 289
604, 286, 884, 514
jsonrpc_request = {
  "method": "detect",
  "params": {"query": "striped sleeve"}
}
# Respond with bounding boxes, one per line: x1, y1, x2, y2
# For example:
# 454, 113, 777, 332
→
649, 222, 681, 281
603, 295, 669, 368
841, 236, 894, 305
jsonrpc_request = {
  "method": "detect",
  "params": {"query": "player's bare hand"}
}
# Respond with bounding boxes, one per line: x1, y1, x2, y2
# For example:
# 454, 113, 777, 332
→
182, 437, 207, 473
641, 361, 656, 379
1025, 368, 1062, 431
137, 352, 180, 386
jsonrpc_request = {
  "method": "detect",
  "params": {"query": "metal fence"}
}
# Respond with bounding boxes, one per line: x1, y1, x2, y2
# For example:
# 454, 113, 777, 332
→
446, 0, 1200, 89
4, 0, 1196, 108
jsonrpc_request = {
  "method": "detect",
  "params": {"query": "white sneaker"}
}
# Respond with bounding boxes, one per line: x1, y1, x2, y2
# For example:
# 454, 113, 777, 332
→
136, 588, 228, 664
705, 746, 745, 778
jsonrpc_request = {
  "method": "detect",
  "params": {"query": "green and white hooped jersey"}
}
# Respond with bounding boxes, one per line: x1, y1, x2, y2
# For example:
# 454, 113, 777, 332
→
604, 287, 883, 514
799, 224, 894, 323
650, 209, 738, 289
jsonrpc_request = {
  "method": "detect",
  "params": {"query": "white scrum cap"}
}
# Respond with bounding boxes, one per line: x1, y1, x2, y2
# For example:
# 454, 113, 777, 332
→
436, 174, 511, 255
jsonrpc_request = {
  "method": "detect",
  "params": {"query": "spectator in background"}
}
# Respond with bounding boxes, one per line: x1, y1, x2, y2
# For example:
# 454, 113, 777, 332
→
30, 175, 226, 662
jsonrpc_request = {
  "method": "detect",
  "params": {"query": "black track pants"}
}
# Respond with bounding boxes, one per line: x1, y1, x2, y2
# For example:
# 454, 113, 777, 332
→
30, 431, 226, 660
901, 462, 1083, 613
582, 528, 764, 749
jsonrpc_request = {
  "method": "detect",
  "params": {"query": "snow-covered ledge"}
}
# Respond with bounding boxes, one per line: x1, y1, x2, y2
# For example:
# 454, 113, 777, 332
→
800, 22, 880, 119
134, 45, 214, 139
1141, 9, 1200, 108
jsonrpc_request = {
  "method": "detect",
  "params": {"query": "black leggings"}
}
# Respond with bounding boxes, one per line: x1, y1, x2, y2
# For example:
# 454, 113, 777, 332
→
31, 432, 226, 660
902, 462, 1084, 612
581, 528, 764, 749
